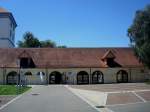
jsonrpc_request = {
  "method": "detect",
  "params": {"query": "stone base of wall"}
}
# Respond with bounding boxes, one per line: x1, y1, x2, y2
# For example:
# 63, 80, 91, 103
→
0, 67, 148, 85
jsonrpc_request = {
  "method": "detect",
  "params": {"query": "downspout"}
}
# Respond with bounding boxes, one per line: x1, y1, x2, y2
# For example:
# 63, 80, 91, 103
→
45, 65, 48, 85
89, 68, 92, 84
129, 68, 132, 82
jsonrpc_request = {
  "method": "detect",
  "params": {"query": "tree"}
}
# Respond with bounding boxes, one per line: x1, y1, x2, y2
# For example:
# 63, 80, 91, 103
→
57, 45, 67, 48
128, 5, 150, 68
18, 32, 67, 48
40, 40, 56, 48
17, 32, 41, 48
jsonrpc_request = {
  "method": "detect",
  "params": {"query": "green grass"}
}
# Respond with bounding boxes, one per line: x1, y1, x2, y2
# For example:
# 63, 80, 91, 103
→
0, 85, 31, 95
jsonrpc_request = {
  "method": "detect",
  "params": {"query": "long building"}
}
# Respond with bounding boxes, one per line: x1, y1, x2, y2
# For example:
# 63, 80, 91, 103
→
0, 48, 148, 85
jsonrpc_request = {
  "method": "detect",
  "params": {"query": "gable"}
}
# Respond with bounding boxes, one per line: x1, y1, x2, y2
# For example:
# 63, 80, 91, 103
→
102, 50, 116, 60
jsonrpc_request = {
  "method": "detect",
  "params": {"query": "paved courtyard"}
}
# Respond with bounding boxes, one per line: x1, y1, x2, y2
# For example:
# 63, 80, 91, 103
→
70, 83, 150, 112
70, 83, 150, 92
1, 83, 150, 112
0, 85, 98, 112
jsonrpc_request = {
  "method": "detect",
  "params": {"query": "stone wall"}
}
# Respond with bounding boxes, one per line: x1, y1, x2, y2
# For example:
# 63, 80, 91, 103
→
0, 67, 148, 85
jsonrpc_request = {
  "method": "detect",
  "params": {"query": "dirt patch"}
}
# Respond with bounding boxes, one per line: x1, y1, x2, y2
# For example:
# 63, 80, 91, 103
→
0, 95, 16, 107
106, 92, 142, 105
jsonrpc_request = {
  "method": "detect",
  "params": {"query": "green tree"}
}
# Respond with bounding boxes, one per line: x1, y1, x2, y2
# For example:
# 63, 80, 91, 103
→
17, 32, 40, 48
128, 5, 150, 67
18, 32, 67, 48
57, 45, 67, 48
40, 40, 56, 48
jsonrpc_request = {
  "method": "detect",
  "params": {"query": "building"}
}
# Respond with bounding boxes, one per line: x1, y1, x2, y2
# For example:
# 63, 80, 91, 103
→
0, 48, 148, 85
0, 8, 148, 85
0, 7, 17, 48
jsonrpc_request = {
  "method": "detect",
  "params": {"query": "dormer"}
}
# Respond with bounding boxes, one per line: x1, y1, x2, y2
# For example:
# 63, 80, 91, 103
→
18, 50, 35, 68
101, 50, 121, 67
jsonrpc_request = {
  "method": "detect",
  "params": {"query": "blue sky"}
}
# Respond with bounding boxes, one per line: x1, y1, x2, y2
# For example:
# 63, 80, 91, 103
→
0, 0, 150, 47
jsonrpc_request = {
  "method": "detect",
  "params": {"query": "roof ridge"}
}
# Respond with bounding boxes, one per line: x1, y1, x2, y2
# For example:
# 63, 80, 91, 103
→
0, 47, 132, 50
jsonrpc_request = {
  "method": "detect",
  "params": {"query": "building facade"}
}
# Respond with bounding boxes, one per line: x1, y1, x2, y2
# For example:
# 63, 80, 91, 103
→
0, 48, 148, 85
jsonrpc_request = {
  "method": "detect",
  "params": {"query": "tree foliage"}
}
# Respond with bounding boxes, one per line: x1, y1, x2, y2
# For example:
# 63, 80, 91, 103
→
17, 32, 66, 48
128, 5, 150, 67
17, 32, 40, 48
40, 40, 56, 48
57, 45, 67, 48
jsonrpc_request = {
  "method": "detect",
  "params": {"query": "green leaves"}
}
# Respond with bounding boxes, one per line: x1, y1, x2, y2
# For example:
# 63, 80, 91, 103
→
128, 4, 150, 68
17, 32, 66, 48
17, 32, 40, 48
40, 40, 56, 48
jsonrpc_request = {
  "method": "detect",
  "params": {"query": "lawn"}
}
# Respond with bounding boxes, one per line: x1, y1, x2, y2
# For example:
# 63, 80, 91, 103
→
0, 85, 31, 95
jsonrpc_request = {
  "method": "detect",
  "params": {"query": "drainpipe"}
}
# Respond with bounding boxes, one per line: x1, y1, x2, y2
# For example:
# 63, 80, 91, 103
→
45, 68, 48, 85
3, 66, 6, 85
129, 68, 132, 82
2, 66, 4, 84
89, 68, 91, 84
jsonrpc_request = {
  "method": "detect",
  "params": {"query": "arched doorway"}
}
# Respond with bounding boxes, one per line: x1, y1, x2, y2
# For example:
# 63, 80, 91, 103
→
7, 71, 19, 84
49, 71, 62, 84
24, 71, 32, 76
117, 70, 128, 83
77, 71, 89, 84
92, 71, 104, 84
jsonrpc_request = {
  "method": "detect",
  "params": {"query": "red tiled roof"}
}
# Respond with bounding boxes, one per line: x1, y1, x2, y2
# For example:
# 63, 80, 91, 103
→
0, 7, 9, 13
0, 48, 143, 68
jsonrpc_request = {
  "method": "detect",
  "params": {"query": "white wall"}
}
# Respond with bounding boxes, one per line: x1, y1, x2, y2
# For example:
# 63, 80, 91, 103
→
0, 17, 15, 48
0, 40, 14, 48
0, 18, 11, 38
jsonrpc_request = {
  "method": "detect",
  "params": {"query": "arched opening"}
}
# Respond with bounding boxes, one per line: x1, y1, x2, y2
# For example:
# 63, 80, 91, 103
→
117, 70, 128, 83
92, 71, 104, 84
24, 71, 32, 85
37, 72, 45, 76
7, 71, 19, 85
77, 71, 89, 84
49, 71, 62, 84
24, 71, 32, 76
37, 72, 45, 83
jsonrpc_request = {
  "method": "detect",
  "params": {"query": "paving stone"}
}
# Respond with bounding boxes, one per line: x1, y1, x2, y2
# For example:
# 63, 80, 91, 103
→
106, 92, 142, 105
136, 91, 150, 101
